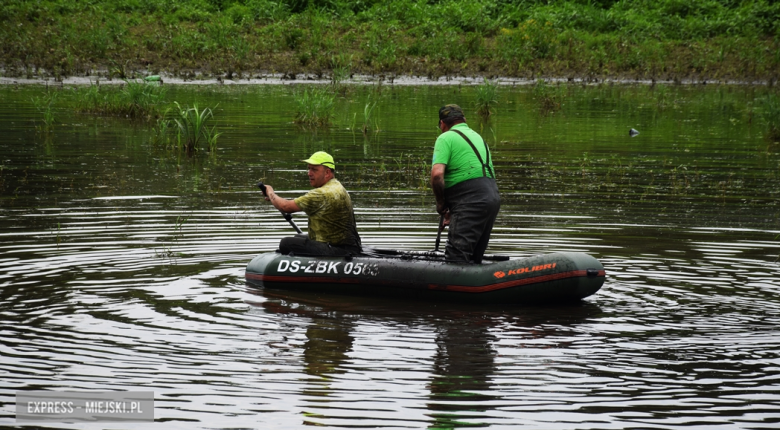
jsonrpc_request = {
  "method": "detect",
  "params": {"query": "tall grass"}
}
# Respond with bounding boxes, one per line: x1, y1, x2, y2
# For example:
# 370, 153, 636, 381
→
649, 84, 674, 111
294, 87, 335, 128
533, 80, 566, 113
2, 1, 777, 82
153, 102, 221, 153
330, 54, 353, 88
759, 93, 780, 142
31, 90, 58, 130
362, 98, 379, 134
73, 80, 167, 119
475, 78, 498, 118
172, 102, 221, 153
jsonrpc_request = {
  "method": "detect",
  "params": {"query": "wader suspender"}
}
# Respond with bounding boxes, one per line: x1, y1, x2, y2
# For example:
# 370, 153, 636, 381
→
451, 129, 495, 179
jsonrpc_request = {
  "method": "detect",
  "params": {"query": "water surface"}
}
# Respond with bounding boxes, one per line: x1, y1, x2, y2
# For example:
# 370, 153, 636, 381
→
1, 83, 779, 429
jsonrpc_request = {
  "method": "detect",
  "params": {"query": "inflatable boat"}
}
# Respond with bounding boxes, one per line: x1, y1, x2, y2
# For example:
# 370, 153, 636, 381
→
245, 249, 605, 304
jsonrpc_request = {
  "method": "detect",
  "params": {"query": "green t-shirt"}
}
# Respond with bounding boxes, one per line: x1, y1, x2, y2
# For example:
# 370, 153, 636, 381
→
431, 123, 495, 188
294, 178, 361, 247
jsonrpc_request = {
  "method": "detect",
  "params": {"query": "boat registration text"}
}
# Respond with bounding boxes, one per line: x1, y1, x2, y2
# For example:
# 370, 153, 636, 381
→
276, 259, 379, 277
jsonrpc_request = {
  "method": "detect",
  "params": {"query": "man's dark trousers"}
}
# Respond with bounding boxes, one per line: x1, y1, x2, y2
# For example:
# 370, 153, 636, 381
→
443, 176, 500, 264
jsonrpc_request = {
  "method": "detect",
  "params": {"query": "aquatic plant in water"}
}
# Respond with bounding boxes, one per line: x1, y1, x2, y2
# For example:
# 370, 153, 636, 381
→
31, 90, 58, 130
171, 102, 221, 153
155, 213, 190, 260
294, 87, 335, 127
475, 77, 498, 118
152, 102, 221, 153
362, 99, 378, 134
358, 153, 430, 190
650, 84, 673, 110
151, 108, 175, 147
73, 79, 167, 119
533, 80, 566, 113
330, 54, 353, 89
121, 79, 167, 118
758, 93, 780, 142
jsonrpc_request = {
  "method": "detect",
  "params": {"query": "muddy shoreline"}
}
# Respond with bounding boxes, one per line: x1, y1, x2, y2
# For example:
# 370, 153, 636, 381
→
1, 72, 774, 87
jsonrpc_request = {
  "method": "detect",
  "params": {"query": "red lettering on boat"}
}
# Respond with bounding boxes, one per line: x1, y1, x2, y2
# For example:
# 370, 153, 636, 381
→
504, 263, 557, 277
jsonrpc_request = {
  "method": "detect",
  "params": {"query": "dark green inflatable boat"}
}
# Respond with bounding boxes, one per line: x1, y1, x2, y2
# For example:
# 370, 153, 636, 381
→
245, 249, 605, 304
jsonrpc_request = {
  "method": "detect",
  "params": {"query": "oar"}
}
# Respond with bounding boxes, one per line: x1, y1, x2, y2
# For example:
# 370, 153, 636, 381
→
433, 214, 444, 253
257, 182, 303, 235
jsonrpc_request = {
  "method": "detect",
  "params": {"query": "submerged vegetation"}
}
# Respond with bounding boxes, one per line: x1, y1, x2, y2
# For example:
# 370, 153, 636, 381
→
153, 102, 222, 153
475, 78, 498, 118
360, 97, 379, 134
533, 79, 567, 113
31, 89, 58, 130
354, 153, 430, 191
6, 83, 778, 203
72, 80, 167, 119
758, 94, 780, 142
1, 1, 778, 82
294, 86, 335, 127
27, 79, 222, 154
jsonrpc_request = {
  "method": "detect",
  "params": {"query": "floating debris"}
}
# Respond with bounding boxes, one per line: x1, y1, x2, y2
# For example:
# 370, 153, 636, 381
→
629, 128, 640, 137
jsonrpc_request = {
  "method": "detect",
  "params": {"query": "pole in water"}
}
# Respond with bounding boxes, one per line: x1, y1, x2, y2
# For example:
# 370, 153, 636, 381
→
433, 214, 444, 252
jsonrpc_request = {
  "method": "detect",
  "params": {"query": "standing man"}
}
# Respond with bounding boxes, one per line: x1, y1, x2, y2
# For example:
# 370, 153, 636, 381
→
263, 151, 362, 256
430, 104, 500, 264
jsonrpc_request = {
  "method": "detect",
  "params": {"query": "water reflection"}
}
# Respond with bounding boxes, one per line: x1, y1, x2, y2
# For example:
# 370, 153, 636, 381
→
427, 314, 497, 429
2, 83, 779, 428
250, 286, 604, 428
254, 289, 358, 425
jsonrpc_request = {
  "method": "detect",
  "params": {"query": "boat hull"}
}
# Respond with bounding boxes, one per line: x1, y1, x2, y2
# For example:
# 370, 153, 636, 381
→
245, 251, 606, 304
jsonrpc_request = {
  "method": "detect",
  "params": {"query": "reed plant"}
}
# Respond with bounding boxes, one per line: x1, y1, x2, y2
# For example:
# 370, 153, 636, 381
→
330, 54, 353, 88
31, 90, 58, 130
121, 80, 167, 118
155, 213, 190, 260
647, 84, 678, 111
171, 102, 221, 153
151, 107, 175, 147
294, 87, 335, 128
533, 80, 566, 113
73, 80, 167, 120
152, 102, 221, 153
362, 99, 378, 134
758, 93, 780, 142
475, 77, 498, 118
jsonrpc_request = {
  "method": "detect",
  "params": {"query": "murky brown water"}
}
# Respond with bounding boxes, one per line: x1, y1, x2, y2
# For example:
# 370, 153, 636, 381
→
1, 82, 779, 429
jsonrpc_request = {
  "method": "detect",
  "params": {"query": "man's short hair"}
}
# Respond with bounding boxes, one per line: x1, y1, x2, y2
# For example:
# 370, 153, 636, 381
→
439, 104, 466, 127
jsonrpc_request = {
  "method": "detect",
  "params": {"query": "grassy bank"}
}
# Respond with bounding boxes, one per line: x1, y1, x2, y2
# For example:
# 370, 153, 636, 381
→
1, 0, 778, 82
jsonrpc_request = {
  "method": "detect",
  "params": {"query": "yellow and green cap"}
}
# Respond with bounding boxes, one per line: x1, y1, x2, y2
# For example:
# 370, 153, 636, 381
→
302, 151, 335, 170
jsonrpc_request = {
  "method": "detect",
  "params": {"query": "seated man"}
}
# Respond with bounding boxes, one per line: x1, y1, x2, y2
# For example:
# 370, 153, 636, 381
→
262, 151, 362, 256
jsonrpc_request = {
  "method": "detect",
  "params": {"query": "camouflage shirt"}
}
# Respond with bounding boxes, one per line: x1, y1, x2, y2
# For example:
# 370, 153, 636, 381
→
294, 178, 361, 247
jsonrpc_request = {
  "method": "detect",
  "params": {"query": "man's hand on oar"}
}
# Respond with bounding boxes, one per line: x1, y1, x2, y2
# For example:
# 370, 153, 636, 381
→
257, 182, 303, 234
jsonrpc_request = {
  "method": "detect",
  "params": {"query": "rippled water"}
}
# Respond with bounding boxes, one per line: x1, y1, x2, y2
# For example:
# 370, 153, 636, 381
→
1, 83, 779, 429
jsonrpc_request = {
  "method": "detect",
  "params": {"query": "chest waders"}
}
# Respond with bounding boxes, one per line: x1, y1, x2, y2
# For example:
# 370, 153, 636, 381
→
444, 129, 500, 263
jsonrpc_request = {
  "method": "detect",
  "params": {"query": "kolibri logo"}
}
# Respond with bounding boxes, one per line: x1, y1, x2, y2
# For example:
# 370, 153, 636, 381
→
493, 262, 556, 279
